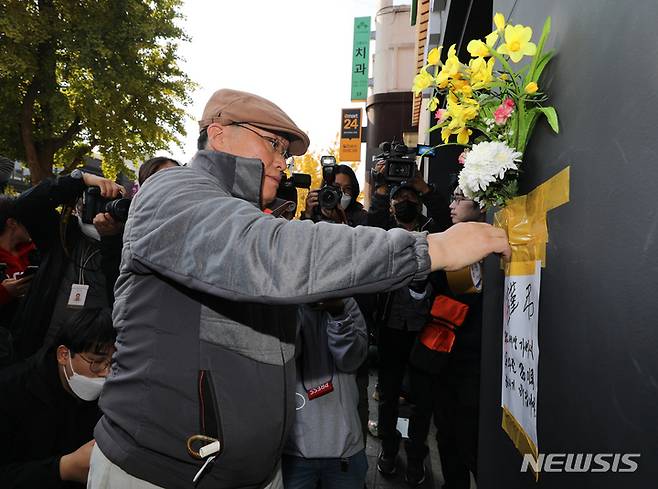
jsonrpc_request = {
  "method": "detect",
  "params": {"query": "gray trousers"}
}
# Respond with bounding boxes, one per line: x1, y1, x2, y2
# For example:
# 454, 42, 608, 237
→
88, 444, 283, 489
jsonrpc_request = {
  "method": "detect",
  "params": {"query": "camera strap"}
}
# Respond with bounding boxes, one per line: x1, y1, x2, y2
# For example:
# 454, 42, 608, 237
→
299, 325, 335, 401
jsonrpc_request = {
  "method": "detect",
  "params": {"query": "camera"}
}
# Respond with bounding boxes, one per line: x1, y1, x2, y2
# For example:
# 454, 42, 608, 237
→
317, 155, 342, 211
279, 172, 312, 191
373, 142, 418, 184
81, 186, 131, 224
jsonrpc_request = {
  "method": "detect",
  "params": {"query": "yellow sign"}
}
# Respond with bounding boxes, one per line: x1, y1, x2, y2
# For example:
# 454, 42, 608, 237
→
339, 108, 362, 162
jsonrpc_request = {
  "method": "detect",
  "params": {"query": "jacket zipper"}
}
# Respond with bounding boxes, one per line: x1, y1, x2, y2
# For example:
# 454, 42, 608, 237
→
198, 370, 223, 453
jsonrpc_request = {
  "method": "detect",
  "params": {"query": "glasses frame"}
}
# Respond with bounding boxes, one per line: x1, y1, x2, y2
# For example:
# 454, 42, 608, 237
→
450, 194, 472, 204
76, 352, 111, 374
232, 123, 292, 161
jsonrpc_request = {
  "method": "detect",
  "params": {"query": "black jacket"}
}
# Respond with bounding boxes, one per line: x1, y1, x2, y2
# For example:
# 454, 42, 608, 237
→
9, 176, 122, 361
304, 201, 368, 227
0, 352, 101, 489
367, 190, 444, 332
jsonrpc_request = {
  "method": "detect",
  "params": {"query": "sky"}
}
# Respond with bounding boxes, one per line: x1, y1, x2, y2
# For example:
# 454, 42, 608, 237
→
167, 0, 382, 172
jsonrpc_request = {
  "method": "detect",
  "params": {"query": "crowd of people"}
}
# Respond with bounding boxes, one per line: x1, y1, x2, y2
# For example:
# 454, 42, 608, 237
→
0, 88, 510, 489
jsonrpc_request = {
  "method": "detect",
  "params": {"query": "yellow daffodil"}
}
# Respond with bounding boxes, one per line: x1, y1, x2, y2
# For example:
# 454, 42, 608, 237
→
413, 69, 434, 94
436, 44, 462, 88
485, 31, 499, 49
524, 81, 538, 94
457, 127, 473, 145
498, 24, 537, 63
494, 12, 506, 32
428, 97, 439, 111
467, 39, 489, 58
452, 78, 473, 97
468, 57, 495, 90
441, 125, 453, 143
427, 46, 442, 66
447, 95, 479, 126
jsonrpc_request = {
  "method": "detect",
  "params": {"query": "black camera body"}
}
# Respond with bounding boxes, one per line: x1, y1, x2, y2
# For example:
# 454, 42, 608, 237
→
317, 156, 342, 211
279, 172, 312, 191
374, 142, 418, 184
81, 186, 131, 224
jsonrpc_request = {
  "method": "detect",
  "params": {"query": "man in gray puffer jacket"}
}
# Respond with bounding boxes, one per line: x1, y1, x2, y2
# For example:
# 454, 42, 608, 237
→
89, 89, 511, 489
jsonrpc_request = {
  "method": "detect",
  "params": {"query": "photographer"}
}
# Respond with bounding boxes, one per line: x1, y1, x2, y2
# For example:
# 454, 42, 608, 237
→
0, 308, 115, 489
282, 298, 368, 489
137, 156, 181, 186
8, 170, 125, 362
302, 163, 367, 226
367, 152, 448, 484
0, 196, 36, 365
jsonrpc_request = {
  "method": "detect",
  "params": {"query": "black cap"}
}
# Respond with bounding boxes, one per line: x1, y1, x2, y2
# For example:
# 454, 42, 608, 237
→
390, 182, 419, 200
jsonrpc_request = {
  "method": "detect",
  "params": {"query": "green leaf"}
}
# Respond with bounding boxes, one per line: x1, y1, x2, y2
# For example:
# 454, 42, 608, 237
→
525, 16, 552, 86
538, 106, 559, 133
531, 50, 555, 83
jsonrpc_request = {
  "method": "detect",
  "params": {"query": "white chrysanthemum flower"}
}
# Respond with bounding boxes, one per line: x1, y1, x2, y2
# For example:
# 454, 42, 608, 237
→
458, 141, 521, 200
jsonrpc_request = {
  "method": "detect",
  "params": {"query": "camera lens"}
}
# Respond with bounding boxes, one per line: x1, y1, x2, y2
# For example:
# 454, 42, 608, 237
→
104, 198, 131, 223
318, 186, 342, 210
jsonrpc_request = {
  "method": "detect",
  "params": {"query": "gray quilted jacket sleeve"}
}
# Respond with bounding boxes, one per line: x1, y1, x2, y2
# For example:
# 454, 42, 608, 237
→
125, 169, 431, 305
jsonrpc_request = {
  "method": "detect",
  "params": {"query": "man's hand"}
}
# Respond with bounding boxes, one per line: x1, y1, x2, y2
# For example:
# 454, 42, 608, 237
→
370, 162, 390, 196
59, 439, 95, 483
408, 174, 430, 195
1, 275, 33, 298
311, 298, 345, 316
93, 212, 124, 237
82, 173, 125, 198
303, 190, 319, 218
427, 222, 512, 271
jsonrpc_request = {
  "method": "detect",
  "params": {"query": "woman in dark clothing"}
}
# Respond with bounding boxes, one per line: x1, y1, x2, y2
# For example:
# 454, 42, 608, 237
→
302, 164, 367, 226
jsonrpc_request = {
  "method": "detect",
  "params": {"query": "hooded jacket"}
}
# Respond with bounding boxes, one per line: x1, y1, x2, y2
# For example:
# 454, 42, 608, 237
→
94, 150, 431, 489
284, 298, 367, 459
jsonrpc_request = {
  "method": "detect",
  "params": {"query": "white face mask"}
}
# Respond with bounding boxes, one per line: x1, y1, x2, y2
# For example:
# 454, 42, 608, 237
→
339, 194, 352, 210
63, 354, 105, 401
76, 215, 101, 241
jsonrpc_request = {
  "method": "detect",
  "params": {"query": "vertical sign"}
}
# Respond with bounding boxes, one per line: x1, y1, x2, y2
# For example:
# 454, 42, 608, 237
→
339, 108, 362, 162
501, 261, 541, 475
351, 16, 371, 101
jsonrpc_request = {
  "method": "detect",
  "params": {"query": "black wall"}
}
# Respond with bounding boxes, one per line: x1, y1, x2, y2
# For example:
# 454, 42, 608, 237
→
477, 1, 658, 488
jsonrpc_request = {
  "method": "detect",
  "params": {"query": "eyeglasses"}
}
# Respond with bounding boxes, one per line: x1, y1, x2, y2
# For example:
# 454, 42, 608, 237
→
233, 123, 293, 162
77, 352, 111, 374
450, 194, 472, 204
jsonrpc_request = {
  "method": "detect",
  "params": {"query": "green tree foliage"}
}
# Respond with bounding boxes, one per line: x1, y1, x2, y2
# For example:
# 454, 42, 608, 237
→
0, 0, 195, 183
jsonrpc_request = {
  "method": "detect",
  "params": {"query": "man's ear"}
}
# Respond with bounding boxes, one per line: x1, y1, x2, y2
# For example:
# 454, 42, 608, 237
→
206, 124, 226, 151
56, 345, 70, 367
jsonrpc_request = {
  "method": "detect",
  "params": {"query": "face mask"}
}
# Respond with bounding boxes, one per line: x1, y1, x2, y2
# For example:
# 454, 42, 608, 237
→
76, 215, 101, 241
339, 194, 352, 210
62, 354, 105, 401
394, 201, 419, 224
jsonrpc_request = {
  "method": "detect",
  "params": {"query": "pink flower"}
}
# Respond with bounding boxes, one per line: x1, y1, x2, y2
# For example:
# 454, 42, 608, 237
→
494, 98, 515, 125
458, 149, 470, 165
435, 108, 448, 123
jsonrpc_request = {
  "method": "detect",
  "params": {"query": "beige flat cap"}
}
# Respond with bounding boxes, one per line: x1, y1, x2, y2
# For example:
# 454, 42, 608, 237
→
199, 89, 310, 155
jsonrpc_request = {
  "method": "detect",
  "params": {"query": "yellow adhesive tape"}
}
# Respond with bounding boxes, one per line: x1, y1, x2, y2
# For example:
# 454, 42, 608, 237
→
502, 406, 540, 481
495, 167, 570, 275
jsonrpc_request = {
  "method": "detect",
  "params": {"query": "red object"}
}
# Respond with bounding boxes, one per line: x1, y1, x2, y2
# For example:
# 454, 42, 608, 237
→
419, 295, 470, 353
0, 242, 36, 305
307, 381, 334, 400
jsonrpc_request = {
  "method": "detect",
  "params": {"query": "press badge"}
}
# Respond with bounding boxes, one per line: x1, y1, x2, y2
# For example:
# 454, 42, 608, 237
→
306, 381, 334, 400
67, 284, 89, 308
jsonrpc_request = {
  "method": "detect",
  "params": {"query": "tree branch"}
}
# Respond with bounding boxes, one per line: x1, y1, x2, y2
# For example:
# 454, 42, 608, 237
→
20, 78, 39, 168
51, 116, 82, 153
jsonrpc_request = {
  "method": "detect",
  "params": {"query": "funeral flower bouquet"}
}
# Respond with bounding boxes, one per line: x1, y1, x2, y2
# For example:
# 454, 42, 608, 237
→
413, 13, 559, 209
